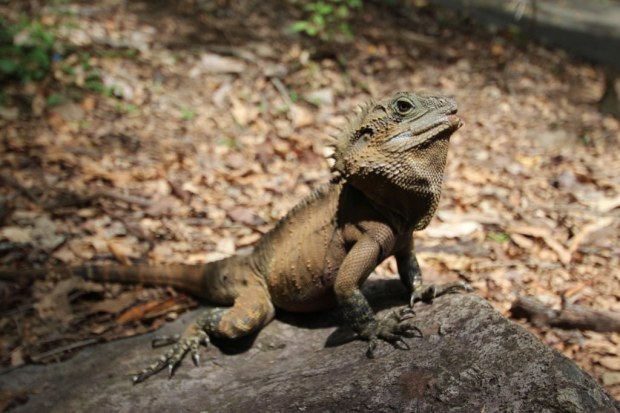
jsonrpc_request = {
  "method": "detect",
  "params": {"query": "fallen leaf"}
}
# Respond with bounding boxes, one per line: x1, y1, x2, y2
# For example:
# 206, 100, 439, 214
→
33, 278, 104, 325
216, 237, 236, 255
602, 372, 620, 386
86, 290, 141, 316
0, 226, 31, 243
228, 206, 264, 226
290, 104, 314, 128
508, 225, 571, 265
510, 233, 535, 250
200, 52, 245, 74
425, 221, 482, 238
596, 195, 620, 213
106, 239, 134, 266
599, 356, 620, 371
568, 217, 615, 255
117, 296, 192, 324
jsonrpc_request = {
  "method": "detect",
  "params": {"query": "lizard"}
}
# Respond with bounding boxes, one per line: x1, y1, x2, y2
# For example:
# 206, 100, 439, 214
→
0, 91, 466, 383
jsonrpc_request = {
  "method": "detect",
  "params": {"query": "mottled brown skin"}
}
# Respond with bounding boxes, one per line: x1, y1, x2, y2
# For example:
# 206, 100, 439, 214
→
0, 92, 463, 382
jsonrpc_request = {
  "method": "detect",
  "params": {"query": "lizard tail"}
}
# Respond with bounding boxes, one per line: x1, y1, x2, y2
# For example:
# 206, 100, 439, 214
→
76, 265, 211, 298
0, 264, 214, 299
0, 268, 49, 285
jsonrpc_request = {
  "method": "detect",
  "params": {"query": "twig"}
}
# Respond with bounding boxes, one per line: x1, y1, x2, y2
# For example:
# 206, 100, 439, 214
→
510, 296, 620, 333
270, 77, 294, 107
29, 338, 100, 363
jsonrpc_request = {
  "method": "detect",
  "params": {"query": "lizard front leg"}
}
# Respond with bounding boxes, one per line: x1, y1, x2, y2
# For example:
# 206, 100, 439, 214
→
335, 234, 421, 357
396, 241, 423, 308
133, 285, 275, 383
396, 243, 471, 307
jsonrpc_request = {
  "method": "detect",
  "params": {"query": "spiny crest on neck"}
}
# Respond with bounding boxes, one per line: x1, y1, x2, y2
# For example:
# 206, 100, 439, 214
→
327, 98, 376, 181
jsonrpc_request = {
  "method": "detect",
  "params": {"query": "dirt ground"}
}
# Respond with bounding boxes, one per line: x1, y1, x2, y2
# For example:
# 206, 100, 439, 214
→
0, 0, 619, 403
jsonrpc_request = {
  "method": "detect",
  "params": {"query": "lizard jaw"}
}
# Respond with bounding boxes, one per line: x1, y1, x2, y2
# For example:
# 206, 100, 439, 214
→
446, 114, 463, 130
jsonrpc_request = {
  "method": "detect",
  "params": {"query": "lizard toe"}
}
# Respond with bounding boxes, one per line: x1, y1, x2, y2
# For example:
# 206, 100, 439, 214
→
151, 333, 181, 348
360, 316, 422, 358
366, 338, 378, 358
133, 331, 210, 383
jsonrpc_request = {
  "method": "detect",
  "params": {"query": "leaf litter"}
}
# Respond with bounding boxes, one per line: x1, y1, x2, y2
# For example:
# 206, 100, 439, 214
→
0, 0, 618, 399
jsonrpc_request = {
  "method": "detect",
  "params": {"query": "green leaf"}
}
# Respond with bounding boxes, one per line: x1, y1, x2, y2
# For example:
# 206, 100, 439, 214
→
0, 58, 18, 74
488, 232, 510, 243
291, 21, 311, 33
181, 108, 196, 121
46, 93, 64, 107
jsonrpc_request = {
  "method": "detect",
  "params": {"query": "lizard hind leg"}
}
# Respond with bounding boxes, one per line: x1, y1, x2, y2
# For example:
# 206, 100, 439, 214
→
132, 286, 275, 383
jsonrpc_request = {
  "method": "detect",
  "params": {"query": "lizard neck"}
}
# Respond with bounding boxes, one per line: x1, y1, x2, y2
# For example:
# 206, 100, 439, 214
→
346, 136, 448, 231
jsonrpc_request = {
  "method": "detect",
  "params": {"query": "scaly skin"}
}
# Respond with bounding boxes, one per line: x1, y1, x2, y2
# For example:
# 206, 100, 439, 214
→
0, 92, 465, 382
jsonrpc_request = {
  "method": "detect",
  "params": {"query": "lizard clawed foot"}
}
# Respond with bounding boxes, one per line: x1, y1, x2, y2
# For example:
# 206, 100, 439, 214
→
361, 309, 422, 358
132, 330, 209, 384
410, 281, 472, 306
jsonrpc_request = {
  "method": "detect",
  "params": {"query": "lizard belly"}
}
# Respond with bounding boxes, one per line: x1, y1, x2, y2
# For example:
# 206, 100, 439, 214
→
258, 183, 344, 312
265, 221, 346, 313
268, 266, 339, 312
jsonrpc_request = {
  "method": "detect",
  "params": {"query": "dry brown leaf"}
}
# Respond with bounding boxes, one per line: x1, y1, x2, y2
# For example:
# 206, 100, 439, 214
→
599, 356, 620, 371
117, 300, 163, 324
568, 217, 615, 255
145, 196, 177, 217
228, 206, 264, 226
290, 104, 315, 128
106, 239, 133, 266
86, 290, 141, 316
216, 237, 236, 255
200, 52, 245, 73
508, 224, 571, 265
425, 221, 481, 239
510, 233, 535, 250
230, 97, 258, 126
117, 297, 190, 324
596, 195, 620, 213
602, 372, 620, 386
33, 278, 104, 324
0, 226, 31, 243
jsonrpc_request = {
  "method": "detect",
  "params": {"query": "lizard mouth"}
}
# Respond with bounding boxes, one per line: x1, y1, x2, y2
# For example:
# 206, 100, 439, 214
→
446, 114, 463, 130
387, 111, 462, 151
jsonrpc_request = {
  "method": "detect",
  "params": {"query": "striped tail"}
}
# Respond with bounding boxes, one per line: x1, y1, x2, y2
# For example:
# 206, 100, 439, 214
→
0, 268, 49, 285
0, 264, 215, 299
76, 265, 212, 298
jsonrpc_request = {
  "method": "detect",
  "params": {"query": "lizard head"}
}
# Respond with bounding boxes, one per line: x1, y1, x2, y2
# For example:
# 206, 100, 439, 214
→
330, 91, 462, 229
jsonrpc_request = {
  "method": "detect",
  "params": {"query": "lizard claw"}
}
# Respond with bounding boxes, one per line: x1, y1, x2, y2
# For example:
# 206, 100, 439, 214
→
396, 306, 416, 321
366, 339, 378, 358
191, 351, 200, 367
393, 336, 410, 351
152, 334, 181, 348
132, 330, 209, 383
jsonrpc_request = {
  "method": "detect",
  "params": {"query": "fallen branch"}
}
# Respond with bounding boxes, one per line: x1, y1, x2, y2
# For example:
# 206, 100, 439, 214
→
510, 296, 620, 333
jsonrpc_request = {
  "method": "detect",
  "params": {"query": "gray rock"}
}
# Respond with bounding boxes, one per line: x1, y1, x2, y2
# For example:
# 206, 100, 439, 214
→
1, 281, 618, 413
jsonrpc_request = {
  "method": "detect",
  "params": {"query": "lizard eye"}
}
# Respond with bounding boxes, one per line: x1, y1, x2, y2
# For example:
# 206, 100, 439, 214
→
395, 98, 415, 115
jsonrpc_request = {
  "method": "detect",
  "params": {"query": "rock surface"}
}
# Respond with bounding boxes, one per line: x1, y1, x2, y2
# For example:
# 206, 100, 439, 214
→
1, 281, 618, 413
